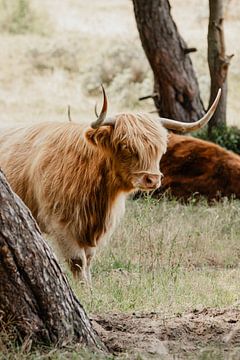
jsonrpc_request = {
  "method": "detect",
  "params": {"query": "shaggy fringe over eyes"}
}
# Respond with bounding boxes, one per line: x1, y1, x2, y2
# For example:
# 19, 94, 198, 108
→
111, 113, 168, 166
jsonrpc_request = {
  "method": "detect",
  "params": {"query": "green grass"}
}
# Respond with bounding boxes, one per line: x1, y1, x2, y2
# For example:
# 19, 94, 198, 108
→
70, 197, 240, 315
0, 345, 112, 360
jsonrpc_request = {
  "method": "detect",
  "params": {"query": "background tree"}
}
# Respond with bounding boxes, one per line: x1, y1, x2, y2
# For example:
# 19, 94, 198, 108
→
0, 169, 105, 352
208, 0, 233, 135
132, 0, 205, 122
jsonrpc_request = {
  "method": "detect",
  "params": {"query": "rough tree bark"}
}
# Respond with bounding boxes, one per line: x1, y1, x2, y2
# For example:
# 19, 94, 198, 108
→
132, 0, 204, 122
0, 169, 105, 351
208, 0, 233, 134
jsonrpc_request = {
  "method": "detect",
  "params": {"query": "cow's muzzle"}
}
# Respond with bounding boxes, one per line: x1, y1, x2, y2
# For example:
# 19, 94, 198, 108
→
134, 171, 163, 191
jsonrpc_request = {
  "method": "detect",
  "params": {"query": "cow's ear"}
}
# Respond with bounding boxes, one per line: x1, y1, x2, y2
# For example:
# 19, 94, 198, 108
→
85, 126, 113, 148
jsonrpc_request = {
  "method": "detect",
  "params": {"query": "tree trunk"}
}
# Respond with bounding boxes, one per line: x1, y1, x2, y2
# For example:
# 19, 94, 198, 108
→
132, 0, 204, 122
207, 0, 233, 134
0, 169, 106, 351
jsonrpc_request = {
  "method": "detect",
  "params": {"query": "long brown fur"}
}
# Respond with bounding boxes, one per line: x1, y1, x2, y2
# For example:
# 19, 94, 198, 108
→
156, 133, 240, 200
0, 113, 167, 283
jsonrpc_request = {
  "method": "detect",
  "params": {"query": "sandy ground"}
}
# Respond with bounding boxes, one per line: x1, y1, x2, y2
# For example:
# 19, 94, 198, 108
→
93, 307, 240, 358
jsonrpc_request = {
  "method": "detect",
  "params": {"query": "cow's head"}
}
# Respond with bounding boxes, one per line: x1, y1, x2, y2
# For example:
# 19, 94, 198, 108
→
85, 86, 221, 192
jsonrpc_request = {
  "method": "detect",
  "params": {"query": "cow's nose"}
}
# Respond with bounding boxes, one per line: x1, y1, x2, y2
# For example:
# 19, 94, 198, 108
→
142, 173, 161, 189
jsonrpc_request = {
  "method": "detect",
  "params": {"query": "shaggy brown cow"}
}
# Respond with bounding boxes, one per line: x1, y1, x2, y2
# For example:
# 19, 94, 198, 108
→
0, 87, 221, 284
155, 133, 240, 201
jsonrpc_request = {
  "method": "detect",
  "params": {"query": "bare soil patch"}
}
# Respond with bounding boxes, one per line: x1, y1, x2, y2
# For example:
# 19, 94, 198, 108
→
92, 307, 240, 358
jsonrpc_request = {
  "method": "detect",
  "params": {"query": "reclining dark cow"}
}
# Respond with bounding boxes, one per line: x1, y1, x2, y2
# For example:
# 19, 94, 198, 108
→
0, 87, 221, 284
156, 132, 240, 201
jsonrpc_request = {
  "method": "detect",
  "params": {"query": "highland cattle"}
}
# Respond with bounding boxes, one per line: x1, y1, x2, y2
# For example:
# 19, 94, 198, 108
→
0, 87, 221, 284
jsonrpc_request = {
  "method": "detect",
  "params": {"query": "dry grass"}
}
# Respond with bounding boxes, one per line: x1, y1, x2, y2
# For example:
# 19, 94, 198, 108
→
0, 0, 239, 126
0, 0, 48, 34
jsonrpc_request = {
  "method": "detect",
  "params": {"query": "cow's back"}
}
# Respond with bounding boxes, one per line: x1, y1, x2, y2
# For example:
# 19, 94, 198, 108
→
0, 123, 80, 228
0, 125, 49, 225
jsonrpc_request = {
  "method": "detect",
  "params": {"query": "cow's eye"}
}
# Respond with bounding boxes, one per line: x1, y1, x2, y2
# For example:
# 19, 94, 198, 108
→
121, 144, 127, 151
132, 152, 139, 161
121, 150, 131, 160
118, 144, 139, 162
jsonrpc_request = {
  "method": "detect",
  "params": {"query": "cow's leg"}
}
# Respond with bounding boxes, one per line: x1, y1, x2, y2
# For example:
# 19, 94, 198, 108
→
85, 247, 96, 285
68, 248, 88, 284
51, 230, 89, 284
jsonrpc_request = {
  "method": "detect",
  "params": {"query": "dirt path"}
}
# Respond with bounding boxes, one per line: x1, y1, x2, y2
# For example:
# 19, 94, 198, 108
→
92, 307, 240, 358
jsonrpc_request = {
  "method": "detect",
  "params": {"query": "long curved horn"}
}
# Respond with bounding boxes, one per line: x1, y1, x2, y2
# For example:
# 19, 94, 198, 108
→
91, 85, 108, 129
160, 88, 221, 133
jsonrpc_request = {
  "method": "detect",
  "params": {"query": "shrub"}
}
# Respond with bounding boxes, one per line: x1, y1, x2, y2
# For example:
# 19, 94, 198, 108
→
82, 40, 153, 109
194, 125, 240, 154
0, 0, 48, 35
